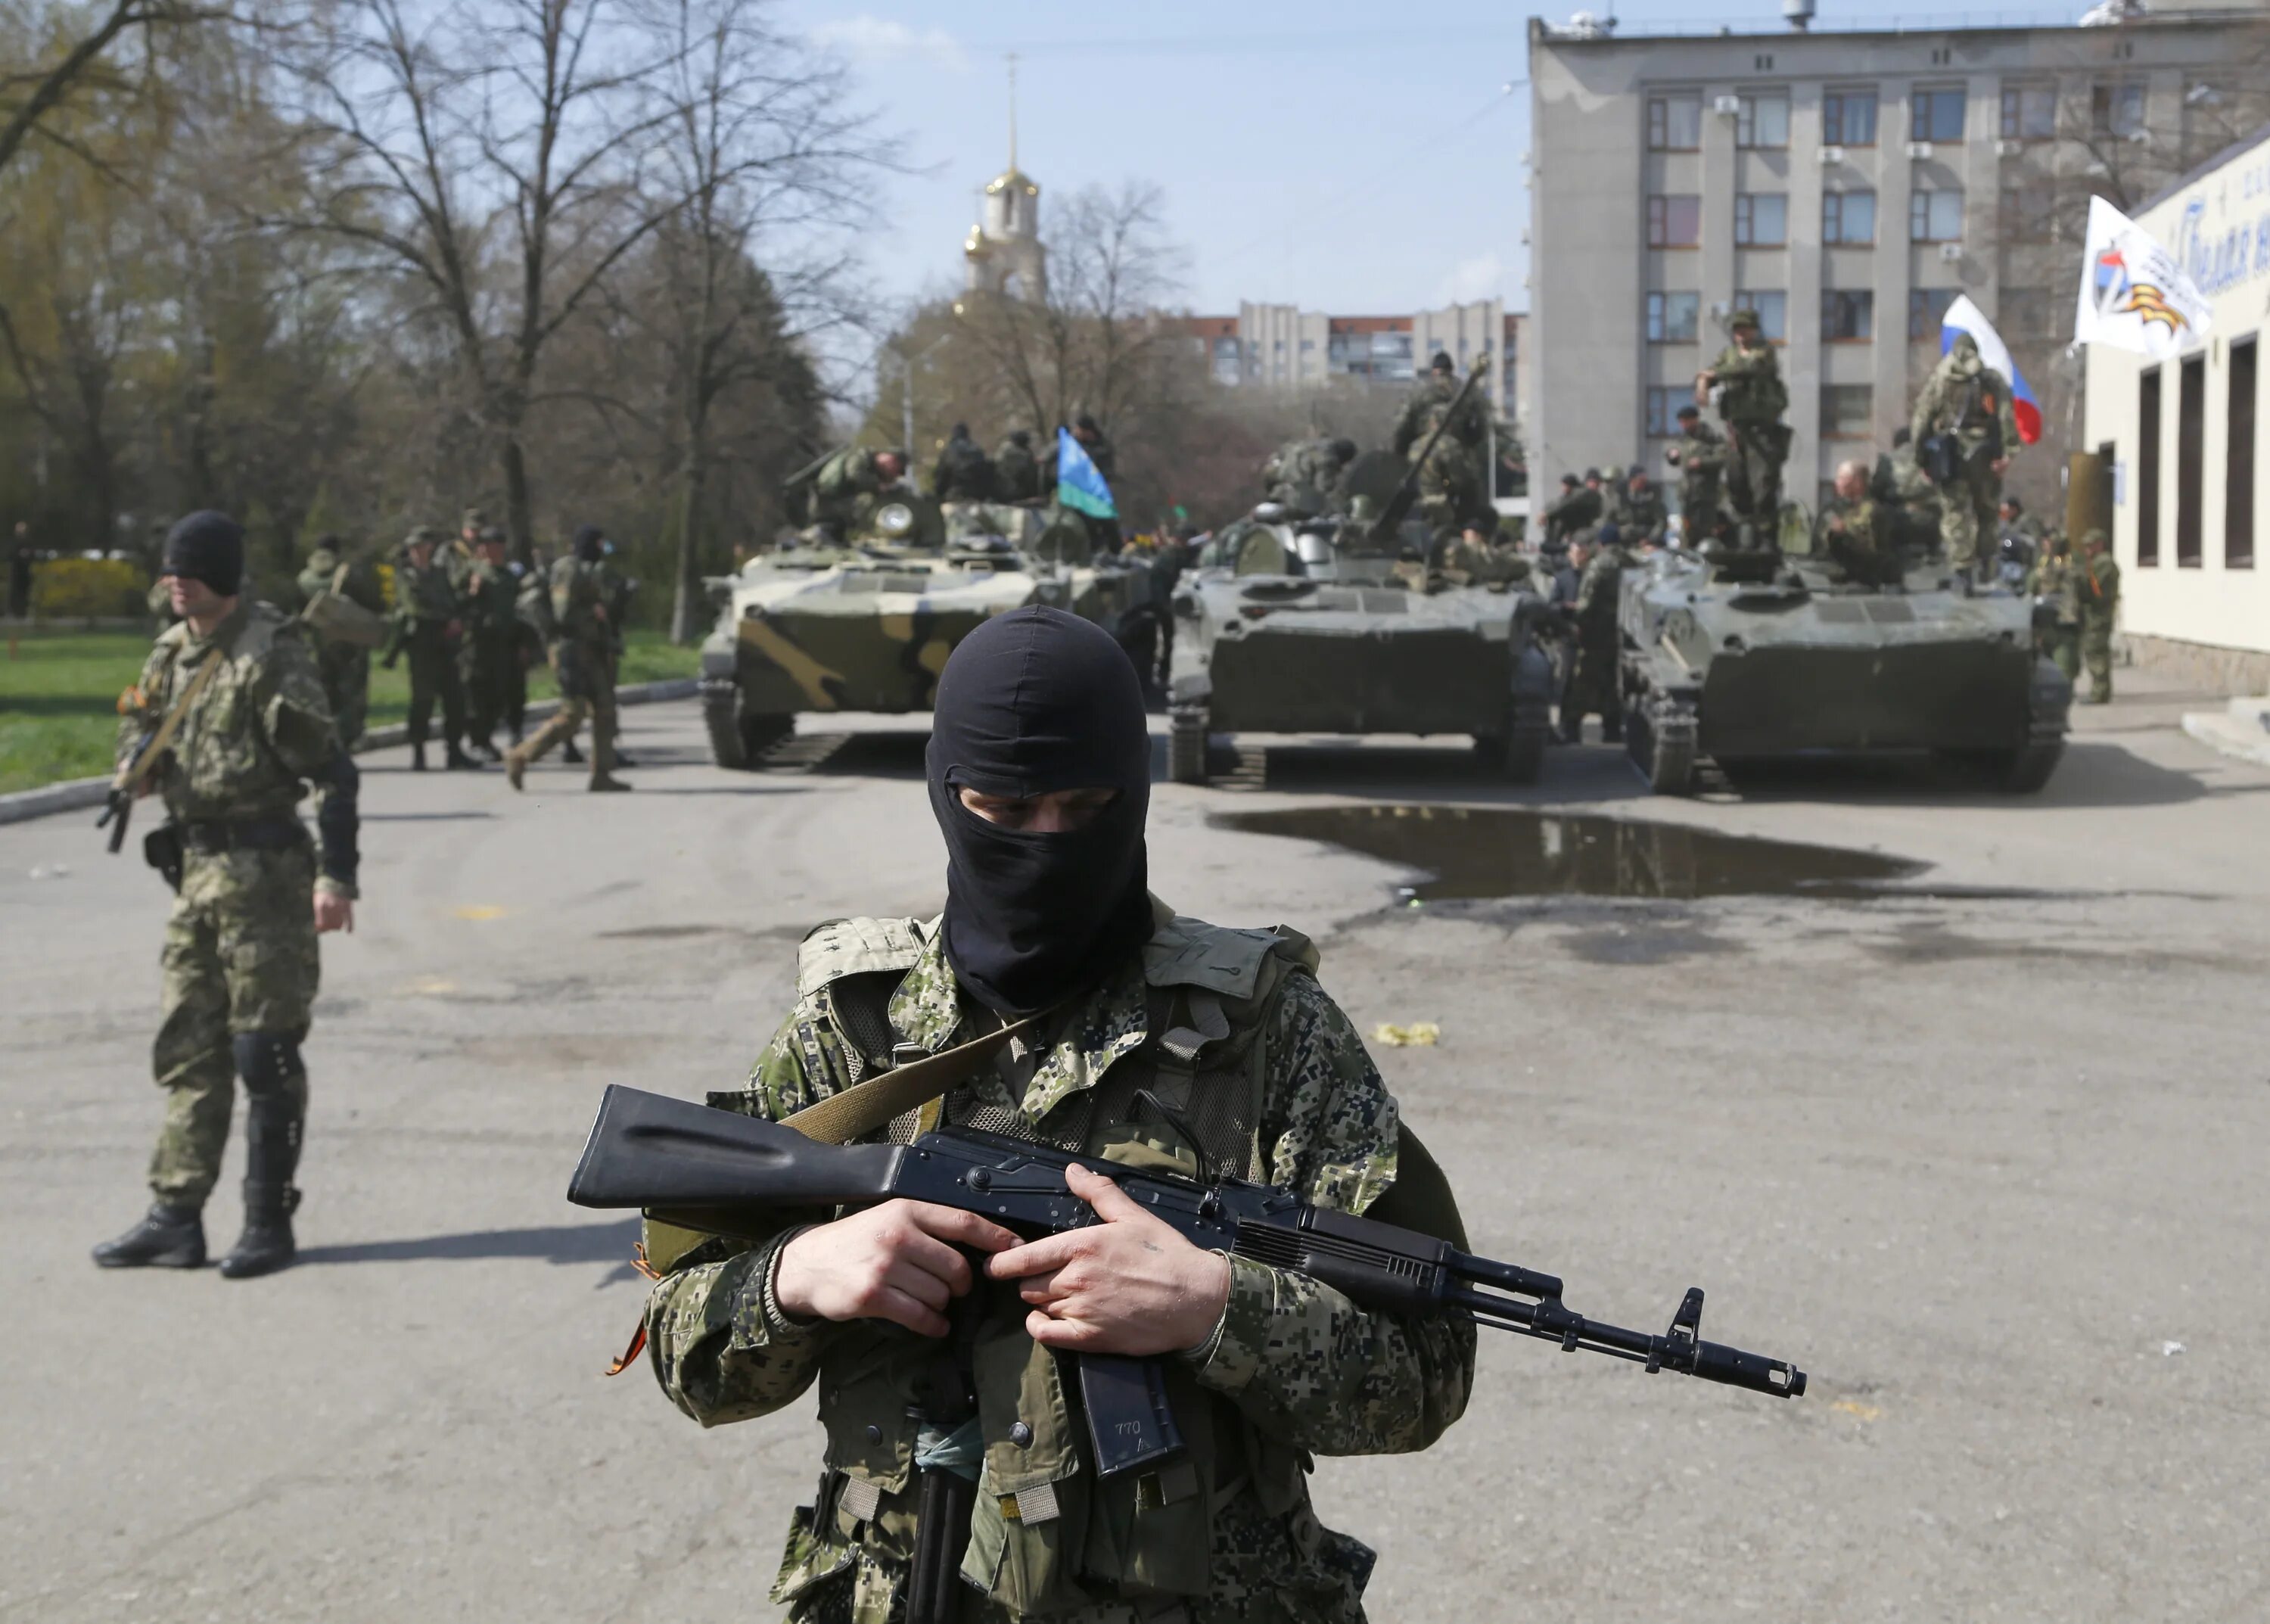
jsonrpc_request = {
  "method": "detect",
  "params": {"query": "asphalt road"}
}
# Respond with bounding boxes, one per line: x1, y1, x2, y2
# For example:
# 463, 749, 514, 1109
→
4, 676, 2266, 1623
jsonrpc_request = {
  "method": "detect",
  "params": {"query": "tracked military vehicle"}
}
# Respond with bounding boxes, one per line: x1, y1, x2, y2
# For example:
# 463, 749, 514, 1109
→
1617, 545, 2071, 794
1165, 366, 1557, 786
697, 496, 1157, 768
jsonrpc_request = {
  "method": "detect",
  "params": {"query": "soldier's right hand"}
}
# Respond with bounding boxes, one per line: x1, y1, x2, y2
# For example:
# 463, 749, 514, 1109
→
774, 1199, 1018, 1337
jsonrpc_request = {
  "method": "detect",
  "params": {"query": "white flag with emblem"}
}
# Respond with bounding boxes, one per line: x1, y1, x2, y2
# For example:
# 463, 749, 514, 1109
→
2073, 195, 2213, 358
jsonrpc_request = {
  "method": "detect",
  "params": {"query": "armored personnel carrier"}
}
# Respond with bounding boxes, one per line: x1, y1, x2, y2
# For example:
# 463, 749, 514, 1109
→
1165, 366, 1556, 786
697, 496, 1158, 769
1617, 545, 2071, 794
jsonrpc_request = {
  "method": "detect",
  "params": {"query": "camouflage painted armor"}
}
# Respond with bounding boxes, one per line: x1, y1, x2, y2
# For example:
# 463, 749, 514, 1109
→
116, 602, 349, 1207
644, 911, 1475, 1623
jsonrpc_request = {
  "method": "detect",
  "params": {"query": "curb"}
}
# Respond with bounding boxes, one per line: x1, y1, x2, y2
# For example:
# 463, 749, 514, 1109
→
0, 677, 701, 828
2181, 705, 2270, 768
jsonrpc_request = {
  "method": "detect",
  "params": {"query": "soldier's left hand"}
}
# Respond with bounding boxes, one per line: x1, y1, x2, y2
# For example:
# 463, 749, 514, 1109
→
988, 1162, 1231, 1356
1991, 456, 2010, 476
314, 890, 355, 933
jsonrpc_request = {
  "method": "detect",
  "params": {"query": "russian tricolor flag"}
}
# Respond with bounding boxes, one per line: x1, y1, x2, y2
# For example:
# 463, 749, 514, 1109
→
1941, 294, 2042, 445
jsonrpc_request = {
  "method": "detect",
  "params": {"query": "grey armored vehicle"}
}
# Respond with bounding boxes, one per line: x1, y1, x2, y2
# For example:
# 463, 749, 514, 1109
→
1165, 375, 1556, 787
697, 497, 1156, 768
1617, 545, 2072, 794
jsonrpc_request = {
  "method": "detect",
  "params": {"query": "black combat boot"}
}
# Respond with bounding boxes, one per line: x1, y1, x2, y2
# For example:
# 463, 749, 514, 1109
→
561, 739, 586, 765
444, 739, 482, 770
474, 736, 504, 762
411, 741, 428, 771
92, 1202, 206, 1268
219, 1090, 303, 1280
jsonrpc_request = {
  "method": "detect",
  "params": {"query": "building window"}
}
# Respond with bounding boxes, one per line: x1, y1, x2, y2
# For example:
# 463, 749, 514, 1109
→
1910, 188, 1964, 243
1823, 190, 1877, 245
1734, 193, 1788, 247
1908, 287, 1958, 340
2230, 337, 2258, 568
1648, 194, 1702, 248
2138, 366, 2161, 567
2092, 81, 2147, 138
1647, 291, 1701, 343
1821, 384, 1874, 440
1912, 86, 1966, 143
2001, 287, 2052, 340
2177, 354, 2206, 566
1645, 387, 1682, 437
2001, 82, 2057, 140
1821, 289, 1875, 341
1997, 183, 2057, 244
1734, 289, 1788, 343
1648, 94, 1702, 151
1211, 336, 1242, 386
1737, 92, 1790, 150
1823, 89, 1877, 146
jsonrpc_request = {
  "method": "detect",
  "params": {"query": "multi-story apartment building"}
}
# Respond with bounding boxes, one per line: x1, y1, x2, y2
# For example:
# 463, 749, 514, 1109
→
1527, 6, 2270, 512
1171, 302, 1526, 425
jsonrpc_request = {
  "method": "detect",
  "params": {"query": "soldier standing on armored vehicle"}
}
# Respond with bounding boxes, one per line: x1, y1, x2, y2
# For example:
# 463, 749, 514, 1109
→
1815, 460, 1902, 586
1911, 332, 2018, 580
1695, 310, 1790, 534
1541, 471, 1602, 547
2028, 532, 2082, 680
1665, 403, 1726, 538
1394, 351, 1488, 534
294, 534, 384, 749
994, 428, 1043, 501
1261, 435, 1356, 516
931, 423, 996, 502
1558, 522, 1628, 743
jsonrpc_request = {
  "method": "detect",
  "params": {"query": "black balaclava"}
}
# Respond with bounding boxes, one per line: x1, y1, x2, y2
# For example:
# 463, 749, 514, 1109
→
573, 524, 605, 562
161, 511, 245, 596
926, 605, 1152, 1018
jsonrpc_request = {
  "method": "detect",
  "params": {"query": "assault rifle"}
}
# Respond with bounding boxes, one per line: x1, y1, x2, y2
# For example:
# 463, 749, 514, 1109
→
568, 1084, 1808, 1467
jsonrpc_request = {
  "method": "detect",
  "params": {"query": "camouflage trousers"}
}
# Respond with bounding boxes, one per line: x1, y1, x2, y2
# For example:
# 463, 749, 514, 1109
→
314, 641, 371, 748
2081, 615, 2115, 701
460, 630, 527, 744
403, 627, 467, 747
1677, 474, 1721, 536
516, 643, 617, 782
1724, 421, 1790, 529
2037, 623, 2081, 683
1937, 454, 2001, 573
151, 842, 319, 1206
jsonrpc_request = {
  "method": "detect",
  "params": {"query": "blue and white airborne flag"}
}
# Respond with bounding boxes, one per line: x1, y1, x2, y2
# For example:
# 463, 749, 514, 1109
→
1055, 426, 1117, 521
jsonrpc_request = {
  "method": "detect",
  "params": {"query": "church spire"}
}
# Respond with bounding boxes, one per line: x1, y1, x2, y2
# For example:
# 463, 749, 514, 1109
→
1007, 52, 1018, 173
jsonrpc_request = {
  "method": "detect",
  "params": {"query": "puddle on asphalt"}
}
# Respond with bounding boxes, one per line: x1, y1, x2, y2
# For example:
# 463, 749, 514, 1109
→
1217, 804, 1929, 902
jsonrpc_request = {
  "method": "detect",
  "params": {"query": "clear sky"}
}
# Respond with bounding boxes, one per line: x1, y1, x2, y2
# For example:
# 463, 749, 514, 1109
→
779, 0, 2080, 322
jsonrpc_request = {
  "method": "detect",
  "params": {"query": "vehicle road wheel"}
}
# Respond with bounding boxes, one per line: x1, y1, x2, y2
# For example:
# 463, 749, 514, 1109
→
1627, 696, 1697, 795
701, 680, 750, 770
1168, 706, 1211, 785
1503, 649, 1555, 784
1992, 740, 2063, 794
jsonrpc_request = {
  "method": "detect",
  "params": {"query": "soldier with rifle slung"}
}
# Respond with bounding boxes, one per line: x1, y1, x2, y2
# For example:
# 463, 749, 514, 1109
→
1696, 308, 1790, 535
1911, 333, 2019, 580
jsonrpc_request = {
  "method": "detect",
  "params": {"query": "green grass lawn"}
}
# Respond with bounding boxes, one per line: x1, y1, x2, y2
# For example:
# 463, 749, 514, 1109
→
0, 626, 698, 795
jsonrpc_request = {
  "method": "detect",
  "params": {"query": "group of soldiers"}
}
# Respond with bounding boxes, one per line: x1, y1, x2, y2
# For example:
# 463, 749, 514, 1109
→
794, 415, 1113, 544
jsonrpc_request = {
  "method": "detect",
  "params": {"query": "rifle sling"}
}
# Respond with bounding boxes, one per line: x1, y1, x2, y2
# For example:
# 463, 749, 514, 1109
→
116, 648, 222, 795
779, 1008, 1051, 1146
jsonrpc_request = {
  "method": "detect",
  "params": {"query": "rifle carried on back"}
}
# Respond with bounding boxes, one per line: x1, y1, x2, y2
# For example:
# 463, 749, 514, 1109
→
1357, 353, 1492, 552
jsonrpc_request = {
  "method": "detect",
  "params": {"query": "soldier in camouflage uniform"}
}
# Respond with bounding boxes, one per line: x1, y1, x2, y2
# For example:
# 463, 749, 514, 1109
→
457, 526, 526, 759
505, 524, 630, 792
1392, 353, 1487, 536
642, 607, 1473, 1624
1618, 471, 1668, 546
93, 512, 360, 1280
1871, 428, 1942, 555
294, 534, 384, 748
1696, 310, 1790, 534
994, 430, 1043, 502
2027, 532, 2082, 681
1435, 517, 1529, 587
1815, 461, 1902, 586
381, 527, 478, 771
1911, 333, 2019, 578
1261, 436, 1355, 517
1541, 472, 1602, 548
2077, 528, 2119, 702
1665, 404, 1727, 538
1557, 522, 1628, 744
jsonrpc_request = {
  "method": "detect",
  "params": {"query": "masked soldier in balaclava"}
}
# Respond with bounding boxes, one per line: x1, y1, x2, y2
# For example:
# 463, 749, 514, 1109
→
638, 605, 1475, 1623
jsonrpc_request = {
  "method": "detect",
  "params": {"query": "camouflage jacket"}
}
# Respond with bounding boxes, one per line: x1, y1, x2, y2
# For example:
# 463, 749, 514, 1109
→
1572, 545, 1625, 636
117, 600, 353, 896
1911, 359, 2020, 456
459, 558, 523, 638
1542, 487, 1603, 543
644, 913, 1475, 1623
2080, 553, 2120, 622
392, 557, 461, 630
1816, 496, 1898, 583
1707, 341, 1788, 425
1392, 375, 1485, 460
549, 557, 611, 652
295, 549, 384, 619
2028, 554, 2081, 624
1619, 487, 1668, 543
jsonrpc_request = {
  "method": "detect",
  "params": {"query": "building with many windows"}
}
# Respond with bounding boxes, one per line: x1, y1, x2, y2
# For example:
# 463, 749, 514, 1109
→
1527, 8, 2270, 512
1169, 302, 1525, 425
2083, 122, 2269, 688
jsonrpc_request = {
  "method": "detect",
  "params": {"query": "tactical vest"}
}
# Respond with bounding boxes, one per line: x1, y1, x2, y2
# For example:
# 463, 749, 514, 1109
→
770, 911, 1329, 1619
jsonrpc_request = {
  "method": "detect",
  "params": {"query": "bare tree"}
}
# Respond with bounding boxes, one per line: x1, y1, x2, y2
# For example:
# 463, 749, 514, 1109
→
272, 0, 688, 559
0, 0, 225, 179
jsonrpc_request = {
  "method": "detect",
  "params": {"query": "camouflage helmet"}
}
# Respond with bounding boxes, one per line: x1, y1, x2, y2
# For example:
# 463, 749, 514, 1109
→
403, 524, 442, 552
2081, 527, 2109, 549
1730, 308, 1763, 333
461, 506, 488, 530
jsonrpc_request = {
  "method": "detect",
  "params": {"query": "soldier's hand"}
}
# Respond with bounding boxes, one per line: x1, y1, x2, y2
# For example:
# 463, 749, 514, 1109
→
313, 890, 354, 933
775, 1199, 1017, 1338
988, 1163, 1233, 1356
1991, 456, 2010, 476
